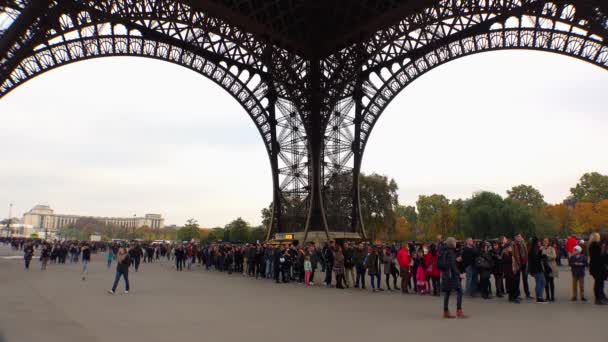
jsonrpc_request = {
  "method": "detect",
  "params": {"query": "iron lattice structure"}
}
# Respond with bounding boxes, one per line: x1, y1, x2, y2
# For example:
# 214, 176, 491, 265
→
1, 0, 607, 241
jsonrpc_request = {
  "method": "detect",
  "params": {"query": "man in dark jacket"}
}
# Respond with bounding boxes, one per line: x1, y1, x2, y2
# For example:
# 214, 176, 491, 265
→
353, 243, 367, 289
462, 238, 478, 297
323, 242, 335, 287
343, 243, 355, 288
442, 237, 466, 318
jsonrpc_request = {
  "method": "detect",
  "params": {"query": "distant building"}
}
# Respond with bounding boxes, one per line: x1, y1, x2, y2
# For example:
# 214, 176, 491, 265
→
22, 205, 165, 233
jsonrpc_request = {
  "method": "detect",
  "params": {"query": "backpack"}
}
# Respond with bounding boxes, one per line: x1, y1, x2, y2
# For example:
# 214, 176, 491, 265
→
436, 243, 448, 271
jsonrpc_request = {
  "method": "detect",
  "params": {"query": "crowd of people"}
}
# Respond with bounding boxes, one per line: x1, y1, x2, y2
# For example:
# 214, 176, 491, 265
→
2, 231, 607, 318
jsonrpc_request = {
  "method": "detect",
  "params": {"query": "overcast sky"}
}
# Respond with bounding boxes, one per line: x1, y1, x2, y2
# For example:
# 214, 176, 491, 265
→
1, 51, 607, 227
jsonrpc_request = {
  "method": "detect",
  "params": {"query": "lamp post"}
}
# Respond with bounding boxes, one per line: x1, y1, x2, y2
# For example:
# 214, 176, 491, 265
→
6, 202, 13, 237
370, 212, 377, 243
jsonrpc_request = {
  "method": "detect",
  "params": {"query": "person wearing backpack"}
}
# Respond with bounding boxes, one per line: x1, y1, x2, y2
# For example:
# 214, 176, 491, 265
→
108, 247, 131, 294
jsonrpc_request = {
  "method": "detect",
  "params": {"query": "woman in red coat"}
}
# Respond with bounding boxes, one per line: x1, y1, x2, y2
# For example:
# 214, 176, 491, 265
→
425, 244, 441, 296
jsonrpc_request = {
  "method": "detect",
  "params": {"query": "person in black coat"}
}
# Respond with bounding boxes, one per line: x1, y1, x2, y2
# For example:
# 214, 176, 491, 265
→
528, 237, 548, 303
441, 237, 466, 318
588, 233, 607, 305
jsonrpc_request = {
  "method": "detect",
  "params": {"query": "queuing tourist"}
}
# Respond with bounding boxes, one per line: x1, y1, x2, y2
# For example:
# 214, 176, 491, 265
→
490, 241, 504, 298
343, 243, 355, 288
462, 238, 478, 297
333, 247, 346, 289
304, 255, 312, 287
366, 246, 381, 292
528, 237, 547, 303
397, 244, 410, 294
353, 243, 366, 289
501, 242, 519, 303
541, 238, 558, 302
569, 245, 587, 302
588, 232, 607, 305
476, 242, 494, 300
513, 233, 532, 300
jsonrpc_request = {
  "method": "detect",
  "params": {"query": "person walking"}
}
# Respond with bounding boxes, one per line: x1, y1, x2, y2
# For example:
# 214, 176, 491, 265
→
588, 232, 607, 305
40, 243, 50, 271
81, 243, 91, 281
23, 243, 34, 271
442, 237, 466, 318
175, 245, 184, 271
108, 248, 131, 294
106, 248, 113, 269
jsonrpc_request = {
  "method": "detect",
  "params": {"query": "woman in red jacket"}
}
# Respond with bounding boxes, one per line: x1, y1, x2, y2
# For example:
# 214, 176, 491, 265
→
397, 245, 410, 293
425, 244, 441, 296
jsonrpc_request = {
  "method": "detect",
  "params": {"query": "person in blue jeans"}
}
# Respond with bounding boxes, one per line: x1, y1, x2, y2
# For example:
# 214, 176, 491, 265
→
462, 238, 479, 296
528, 237, 547, 303
108, 247, 131, 294
353, 243, 367, 289
365, 247, 382, 292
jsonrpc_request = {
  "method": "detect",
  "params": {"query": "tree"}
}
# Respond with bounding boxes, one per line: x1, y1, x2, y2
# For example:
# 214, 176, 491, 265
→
571, 200, 608, 234
250, 225, 268, 243
176, 218, 201, 242
570, 172, 608, 203
462, 192, 505, 239
359, 173, 399, 241
416, 194, 449, 224
393, 216, 413, 242
224, 217, 251, 242
507, 184, 546, 210
573, 202, 596, 235
416, 194, 452, 238
395, 205, 417, 225
544, 204, 573, 236
207, 227, 225, 242
261, 204, 273, 229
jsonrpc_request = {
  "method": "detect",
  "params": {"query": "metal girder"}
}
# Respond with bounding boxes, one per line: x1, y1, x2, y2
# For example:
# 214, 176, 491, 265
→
1, 1, 607, 241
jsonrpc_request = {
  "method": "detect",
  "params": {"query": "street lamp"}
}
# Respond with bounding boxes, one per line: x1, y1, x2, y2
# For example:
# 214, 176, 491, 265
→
370, 212, 377, 243
6, 202, 13, 237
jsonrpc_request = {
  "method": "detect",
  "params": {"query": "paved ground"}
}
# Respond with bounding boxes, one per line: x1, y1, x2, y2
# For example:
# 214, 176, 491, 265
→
0, 245, 605, 342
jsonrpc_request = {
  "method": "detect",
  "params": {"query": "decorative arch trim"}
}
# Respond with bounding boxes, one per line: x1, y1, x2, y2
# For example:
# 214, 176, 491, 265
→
359, 27, 608, 154
0, 34, 275, 155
